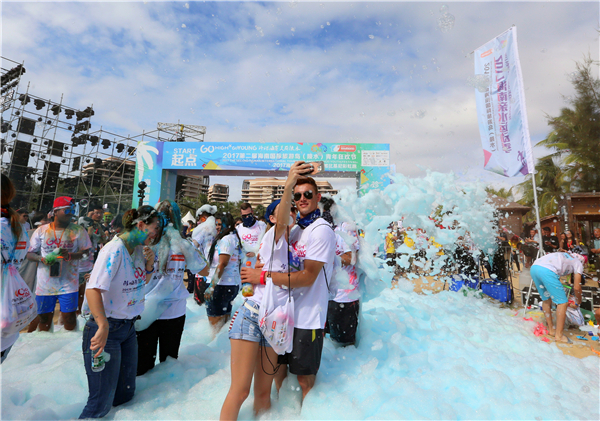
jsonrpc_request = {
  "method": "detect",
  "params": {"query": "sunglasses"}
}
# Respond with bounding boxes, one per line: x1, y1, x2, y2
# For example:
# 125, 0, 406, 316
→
293, 191, 314, 201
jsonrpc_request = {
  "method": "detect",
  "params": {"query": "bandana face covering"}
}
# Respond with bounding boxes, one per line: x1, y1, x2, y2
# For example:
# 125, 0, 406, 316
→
296, 208, 321, 229
242, 214, 256, 228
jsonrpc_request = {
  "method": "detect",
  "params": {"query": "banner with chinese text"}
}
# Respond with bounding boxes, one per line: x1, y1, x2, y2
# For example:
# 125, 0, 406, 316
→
474, 26, 534, 177
133, 141, 390, 207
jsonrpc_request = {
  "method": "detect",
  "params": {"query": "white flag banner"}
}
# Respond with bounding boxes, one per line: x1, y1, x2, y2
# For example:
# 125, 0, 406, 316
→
473, 26, 534, 177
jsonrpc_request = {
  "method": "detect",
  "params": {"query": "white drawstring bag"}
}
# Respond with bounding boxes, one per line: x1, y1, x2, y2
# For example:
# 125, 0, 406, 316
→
258, 276, 294, 355
1, 262, 37, 336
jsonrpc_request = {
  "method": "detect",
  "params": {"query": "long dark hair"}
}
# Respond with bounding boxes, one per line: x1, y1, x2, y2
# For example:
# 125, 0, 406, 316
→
121, 205, 163, 246
1, 174, 22, 240
207, 213, 242, 264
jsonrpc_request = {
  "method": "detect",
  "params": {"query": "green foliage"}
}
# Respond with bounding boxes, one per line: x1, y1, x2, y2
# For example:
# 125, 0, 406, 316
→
517, 56, 600, 219
485, 186, 514, 201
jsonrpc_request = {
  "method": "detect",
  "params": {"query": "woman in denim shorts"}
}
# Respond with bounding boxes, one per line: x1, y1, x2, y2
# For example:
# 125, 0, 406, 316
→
204, 214, 243, 333
220, 199, 298, 420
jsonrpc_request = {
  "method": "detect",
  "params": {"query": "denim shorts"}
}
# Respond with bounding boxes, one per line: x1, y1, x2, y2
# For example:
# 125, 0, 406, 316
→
228, 300, 270, 347
36, 291, 78, 314
206, 285, 240, 317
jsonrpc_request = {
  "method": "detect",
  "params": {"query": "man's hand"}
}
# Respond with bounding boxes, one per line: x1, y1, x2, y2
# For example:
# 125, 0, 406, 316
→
286, 161, 314, 187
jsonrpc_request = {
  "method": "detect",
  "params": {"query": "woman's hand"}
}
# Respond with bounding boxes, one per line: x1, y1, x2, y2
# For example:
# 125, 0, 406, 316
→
143, 246, 155, 270
90, 322, 109, 358
204, 282, 216, 301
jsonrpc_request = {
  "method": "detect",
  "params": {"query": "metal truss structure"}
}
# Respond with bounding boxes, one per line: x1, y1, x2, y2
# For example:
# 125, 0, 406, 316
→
157, 122, 206, 142
0, 57, 166, 215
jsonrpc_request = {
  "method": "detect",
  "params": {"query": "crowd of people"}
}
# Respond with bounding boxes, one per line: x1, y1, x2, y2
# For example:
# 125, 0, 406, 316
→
1, 162, 599, 420
0, 161, 363, 420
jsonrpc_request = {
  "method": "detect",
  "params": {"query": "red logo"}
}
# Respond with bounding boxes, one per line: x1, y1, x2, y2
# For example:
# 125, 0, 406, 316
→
333, 145, 356, 152
15, 241, 26, 250
15, 288, 31, 298
134, 267, 145, 280
271, 321, 277, 330
171, 254, 185, 262
480, 49, 493, 58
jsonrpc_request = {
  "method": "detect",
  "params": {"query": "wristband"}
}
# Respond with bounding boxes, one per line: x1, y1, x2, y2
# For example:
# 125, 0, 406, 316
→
260, 271, 266, 285
146, 267, 155, 275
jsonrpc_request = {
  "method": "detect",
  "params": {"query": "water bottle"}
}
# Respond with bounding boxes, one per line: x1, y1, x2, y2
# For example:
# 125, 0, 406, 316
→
91, 351, 111, 372
241, 261, 254, 297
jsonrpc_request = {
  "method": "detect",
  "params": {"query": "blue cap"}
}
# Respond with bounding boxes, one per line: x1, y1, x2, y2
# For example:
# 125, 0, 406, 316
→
265, 199, 281, 223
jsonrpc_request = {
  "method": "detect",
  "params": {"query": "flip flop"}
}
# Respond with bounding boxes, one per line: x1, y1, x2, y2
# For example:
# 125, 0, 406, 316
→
557, 336, 573, 344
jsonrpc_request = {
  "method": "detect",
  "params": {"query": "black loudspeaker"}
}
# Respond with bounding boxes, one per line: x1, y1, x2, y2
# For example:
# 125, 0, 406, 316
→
8, 141, 32, 196
47, 140, 64, 157
16, 117, 36, 136
71, 156, 81, 171
41, 161, 60, 191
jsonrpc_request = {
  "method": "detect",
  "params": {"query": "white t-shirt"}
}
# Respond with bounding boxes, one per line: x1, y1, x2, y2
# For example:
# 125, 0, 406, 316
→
332, 230, 361, 303
252, 225, 300, 305
207, 233, 242, 286
290, 218, 336, 330
1, 217, 30, 352
28, 223, 92, 296
86, 237, 146, 320
236, 220, 267, 268
533, 252, 584, 276
152, 249, 189, 320
192, 217, 217, 258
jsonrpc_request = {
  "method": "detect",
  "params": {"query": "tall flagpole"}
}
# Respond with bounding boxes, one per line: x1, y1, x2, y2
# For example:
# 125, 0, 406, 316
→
512, 26, 545, 314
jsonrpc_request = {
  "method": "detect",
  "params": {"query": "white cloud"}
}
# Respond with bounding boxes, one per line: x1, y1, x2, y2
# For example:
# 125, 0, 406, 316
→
2, 1, 598, 200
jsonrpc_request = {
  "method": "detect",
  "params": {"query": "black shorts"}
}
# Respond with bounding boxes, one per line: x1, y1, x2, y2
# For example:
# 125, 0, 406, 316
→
277, 328, 324, 376
206, 285, 239, 317
327, 300, 360, 345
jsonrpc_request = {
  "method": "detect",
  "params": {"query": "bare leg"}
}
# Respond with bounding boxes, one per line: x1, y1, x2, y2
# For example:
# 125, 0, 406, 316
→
208, 315, 228, 334
38, 312, 54, 332
541, 299, 555, 336
220, 339, 259, 421
297, 374, 316, 402
554, 303, 569, 343
253, 345, 280, 415
27, 315, 40, 332
62, 311, 77, 331
274, 365, 287, 393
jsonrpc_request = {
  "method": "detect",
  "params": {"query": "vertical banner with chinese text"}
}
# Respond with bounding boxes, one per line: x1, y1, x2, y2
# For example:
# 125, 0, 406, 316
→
474, 26, 534, 177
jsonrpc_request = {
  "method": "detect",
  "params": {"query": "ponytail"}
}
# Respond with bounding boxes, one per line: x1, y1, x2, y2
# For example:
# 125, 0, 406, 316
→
1, 174, 23, 240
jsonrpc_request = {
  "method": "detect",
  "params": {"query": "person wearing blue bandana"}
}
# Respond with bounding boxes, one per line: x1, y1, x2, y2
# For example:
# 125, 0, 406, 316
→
236, 203, 267, 270
242, 161, 336, 402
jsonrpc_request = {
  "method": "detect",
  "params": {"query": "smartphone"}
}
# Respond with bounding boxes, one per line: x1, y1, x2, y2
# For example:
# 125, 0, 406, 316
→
49, 259, 62, 277
301, 161, 324, 176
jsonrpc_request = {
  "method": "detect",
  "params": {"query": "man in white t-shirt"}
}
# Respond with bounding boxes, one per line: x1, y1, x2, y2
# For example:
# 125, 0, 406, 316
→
26, 196, 92, 331
257, 162, 336, 401
236, 202, 267, 268
530, 249, 585, 344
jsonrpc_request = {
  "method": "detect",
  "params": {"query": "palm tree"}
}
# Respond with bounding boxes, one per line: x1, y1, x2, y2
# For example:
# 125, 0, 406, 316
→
517, 155, 564, 219
537, 56, 600, 192
485, 186, 514, 201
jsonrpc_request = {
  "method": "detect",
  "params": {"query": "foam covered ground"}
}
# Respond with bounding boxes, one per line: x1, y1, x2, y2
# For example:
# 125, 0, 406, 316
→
2, 281, 599, 420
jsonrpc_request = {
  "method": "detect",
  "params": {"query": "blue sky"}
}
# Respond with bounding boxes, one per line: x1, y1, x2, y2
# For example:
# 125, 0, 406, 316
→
2, 1, 598, 200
